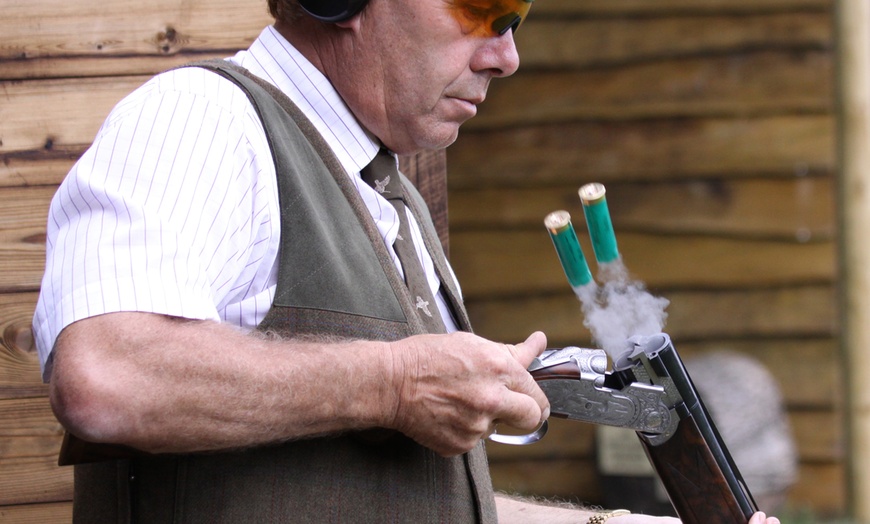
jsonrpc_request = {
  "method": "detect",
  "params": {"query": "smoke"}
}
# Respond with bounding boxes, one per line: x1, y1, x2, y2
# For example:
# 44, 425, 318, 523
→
575, 259, 670, 358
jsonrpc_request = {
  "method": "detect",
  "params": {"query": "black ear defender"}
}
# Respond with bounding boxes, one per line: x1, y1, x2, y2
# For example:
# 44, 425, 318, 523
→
298, 0, 370, 22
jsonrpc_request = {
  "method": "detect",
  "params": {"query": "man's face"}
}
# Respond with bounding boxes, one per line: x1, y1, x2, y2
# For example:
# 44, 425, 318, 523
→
331, 0, 523, 154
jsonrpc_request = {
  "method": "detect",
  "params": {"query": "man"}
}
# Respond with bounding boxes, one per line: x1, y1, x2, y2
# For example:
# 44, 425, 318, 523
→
33, 0, 780, 522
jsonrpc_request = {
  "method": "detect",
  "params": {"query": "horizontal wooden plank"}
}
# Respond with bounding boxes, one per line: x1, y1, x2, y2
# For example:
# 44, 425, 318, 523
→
450, 230, 834, 297
468, 50, 832, 129
0, 150, 80, 188
517, 11, 831, 69
449, 177, 834, 241
0, 186, 53, 243
0, 456, 72, 507
0, 293, 44, 400
0, 52, 232, 83
663, 286, 836, 338
789, 410, 843, 462
0, 250, 47, 294
490, 456, 603, 503
488, 418, 595, 462
0, 75, 147, 153
676, 339, 840, 410
786, 461, 846, 516
0, 194, 49, 297
465, 286, 836, 351
447, 115, 834, 188
3, 0, 270, 62
0, 502, 72, 524
0, 398, 70, 507
532, 0, 831, 16
0, 397, 64, 457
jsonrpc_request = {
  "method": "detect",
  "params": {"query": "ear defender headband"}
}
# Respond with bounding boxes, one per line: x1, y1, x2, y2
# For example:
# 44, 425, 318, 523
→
298, 0, 370, 22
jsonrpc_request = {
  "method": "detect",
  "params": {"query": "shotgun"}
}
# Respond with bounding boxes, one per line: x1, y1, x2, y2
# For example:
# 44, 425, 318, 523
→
520, 333, 758, 524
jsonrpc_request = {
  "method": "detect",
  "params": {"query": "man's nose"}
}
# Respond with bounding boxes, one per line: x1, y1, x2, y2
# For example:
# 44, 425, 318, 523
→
473, 29, 521, 78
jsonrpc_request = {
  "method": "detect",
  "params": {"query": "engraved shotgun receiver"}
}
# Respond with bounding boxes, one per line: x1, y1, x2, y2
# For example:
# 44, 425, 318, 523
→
529, 332, 758, 524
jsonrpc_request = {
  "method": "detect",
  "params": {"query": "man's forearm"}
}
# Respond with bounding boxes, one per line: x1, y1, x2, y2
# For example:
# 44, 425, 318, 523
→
495, 493, 600, 524
495, 493, 680, 524
50, 312, 398, 454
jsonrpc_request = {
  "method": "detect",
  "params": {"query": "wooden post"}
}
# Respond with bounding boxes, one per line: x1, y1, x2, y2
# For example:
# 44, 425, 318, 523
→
400, 150, 450, 255
836, 0, 870, 520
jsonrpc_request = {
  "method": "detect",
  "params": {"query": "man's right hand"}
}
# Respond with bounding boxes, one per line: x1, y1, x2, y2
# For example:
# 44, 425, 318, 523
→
384, 331, 550, 456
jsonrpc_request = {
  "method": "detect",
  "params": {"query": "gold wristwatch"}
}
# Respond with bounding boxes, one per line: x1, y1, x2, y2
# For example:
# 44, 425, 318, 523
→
588, 509, 631, 524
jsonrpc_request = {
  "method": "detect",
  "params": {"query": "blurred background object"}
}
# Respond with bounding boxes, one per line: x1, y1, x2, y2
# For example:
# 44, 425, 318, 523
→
594, 351, 798, 517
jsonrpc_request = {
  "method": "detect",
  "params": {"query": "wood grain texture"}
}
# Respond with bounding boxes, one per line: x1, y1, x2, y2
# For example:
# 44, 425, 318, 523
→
2, 0, 270, 62
0, 76, 147, 153
0, 502, 72, 524
400, 150, 450, 254
675, 338, 840, 410
532, 0, 831, 15
449, 178, 834, 241
466, 51, 832, 129
516, 12, 831, 69
0, 397, 69, 506
0, 293, 43, 400
448, 115, 834, 188
450, 230, 834, 297
465, 286, 836, 349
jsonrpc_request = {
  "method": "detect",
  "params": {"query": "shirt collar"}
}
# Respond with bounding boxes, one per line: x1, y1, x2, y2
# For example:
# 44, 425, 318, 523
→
229, 26, 380, 174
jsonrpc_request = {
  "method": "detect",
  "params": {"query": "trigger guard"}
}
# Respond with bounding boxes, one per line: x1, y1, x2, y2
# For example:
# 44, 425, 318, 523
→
487, 419, 549, 446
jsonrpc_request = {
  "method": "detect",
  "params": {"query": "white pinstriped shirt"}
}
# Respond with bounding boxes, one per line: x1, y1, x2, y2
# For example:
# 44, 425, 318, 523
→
34, 26, 460, 378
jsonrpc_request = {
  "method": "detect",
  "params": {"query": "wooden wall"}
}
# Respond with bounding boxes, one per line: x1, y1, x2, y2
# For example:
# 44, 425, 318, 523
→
0, 0, 841, 522
0, 1, 274, 521
447, 0, 842, 518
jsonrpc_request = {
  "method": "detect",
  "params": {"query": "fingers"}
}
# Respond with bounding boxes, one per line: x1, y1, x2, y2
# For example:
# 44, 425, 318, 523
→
490, 331, 550, 431
748, 512, 780, 524
388, 331, 551, 455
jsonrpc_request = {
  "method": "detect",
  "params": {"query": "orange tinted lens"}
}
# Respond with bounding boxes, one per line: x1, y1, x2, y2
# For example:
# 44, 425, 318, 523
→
491, 0, 532, 35
450, 0, 533, 37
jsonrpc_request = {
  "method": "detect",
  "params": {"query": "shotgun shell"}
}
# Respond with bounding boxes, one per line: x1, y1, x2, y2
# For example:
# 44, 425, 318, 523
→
544, 210, 593, 288
579, 183, 620, 264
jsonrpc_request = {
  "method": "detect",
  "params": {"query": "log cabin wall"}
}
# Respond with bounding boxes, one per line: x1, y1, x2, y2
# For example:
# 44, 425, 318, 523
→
0, 0, 841, 523
447, 0, 841, 518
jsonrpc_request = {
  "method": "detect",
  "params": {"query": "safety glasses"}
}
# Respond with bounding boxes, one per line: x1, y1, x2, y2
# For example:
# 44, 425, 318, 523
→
449, 0, 534, 37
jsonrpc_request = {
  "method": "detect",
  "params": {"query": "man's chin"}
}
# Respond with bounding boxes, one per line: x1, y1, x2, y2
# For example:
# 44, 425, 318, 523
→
389, 125, 461, 155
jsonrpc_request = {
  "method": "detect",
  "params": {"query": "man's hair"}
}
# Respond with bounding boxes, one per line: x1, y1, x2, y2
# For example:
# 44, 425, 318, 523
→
269, 0, 306, 23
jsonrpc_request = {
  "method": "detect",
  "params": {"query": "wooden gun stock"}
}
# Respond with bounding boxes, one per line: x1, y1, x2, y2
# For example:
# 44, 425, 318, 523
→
641, 338, 758, 523
640, 413, 754, 524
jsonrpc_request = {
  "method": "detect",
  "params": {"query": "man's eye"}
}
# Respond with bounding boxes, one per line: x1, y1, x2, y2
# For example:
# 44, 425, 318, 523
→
453, 0, 496, 22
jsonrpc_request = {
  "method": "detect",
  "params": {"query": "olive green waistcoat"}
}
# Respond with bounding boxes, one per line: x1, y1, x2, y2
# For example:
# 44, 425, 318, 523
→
71, 62, 497, 523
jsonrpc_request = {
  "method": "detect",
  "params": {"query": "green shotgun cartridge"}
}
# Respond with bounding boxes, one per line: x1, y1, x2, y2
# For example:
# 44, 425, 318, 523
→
544, 210, 593, 288
579, 183, 620, 264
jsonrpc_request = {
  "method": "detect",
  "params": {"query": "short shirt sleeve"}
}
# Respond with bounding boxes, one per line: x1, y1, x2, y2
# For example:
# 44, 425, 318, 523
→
33, 66, 280, 379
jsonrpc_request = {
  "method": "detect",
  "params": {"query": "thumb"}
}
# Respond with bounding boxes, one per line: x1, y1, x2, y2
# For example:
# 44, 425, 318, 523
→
510, 331, 547, 368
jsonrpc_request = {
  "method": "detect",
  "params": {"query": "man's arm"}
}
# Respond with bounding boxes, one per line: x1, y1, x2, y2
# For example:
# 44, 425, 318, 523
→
49, 311, 548, 456
495, 494, 779, 524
